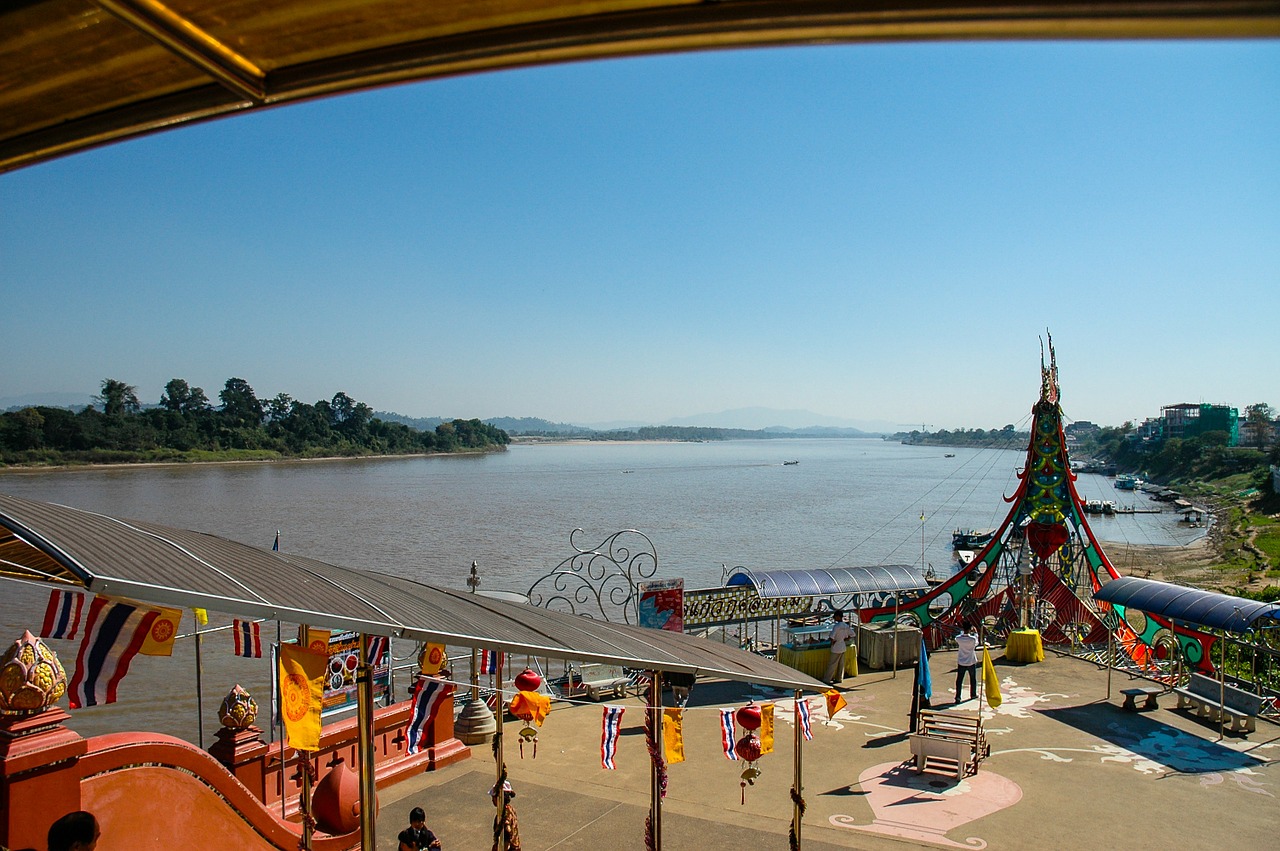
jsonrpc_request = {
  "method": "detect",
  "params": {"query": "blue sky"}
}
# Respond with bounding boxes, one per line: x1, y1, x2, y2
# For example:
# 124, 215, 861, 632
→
2, 40, 1277, 430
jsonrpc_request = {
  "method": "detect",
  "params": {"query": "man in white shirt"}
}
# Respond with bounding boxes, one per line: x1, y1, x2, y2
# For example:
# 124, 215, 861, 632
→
825, 611, 854, 685
954, 621, 979, 702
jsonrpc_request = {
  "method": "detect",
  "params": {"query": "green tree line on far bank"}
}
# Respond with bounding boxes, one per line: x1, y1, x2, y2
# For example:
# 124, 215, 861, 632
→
0, 377, 509, 466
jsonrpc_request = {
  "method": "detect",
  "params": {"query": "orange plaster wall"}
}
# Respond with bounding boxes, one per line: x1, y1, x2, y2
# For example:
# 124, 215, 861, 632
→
83, 766, 268, 851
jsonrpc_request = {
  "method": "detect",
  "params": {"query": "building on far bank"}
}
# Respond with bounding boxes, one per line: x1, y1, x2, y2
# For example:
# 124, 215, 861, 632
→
1161, 402, 1239, 446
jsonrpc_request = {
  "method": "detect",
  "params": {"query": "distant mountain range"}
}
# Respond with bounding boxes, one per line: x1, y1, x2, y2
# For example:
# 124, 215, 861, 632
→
1, 393, 888, 437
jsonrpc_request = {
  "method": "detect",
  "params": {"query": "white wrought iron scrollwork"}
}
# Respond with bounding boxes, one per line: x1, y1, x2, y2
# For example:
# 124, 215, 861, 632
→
526, 528, 659, 623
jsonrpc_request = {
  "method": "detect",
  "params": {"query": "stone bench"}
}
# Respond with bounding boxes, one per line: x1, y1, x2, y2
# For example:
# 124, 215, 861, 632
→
1174, 673, 1264, 736
1120, 686, 1162, 712
568, 663, 630, 701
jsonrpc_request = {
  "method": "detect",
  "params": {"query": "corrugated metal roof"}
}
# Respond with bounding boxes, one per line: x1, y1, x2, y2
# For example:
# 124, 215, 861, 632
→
726, 565, 927, 599
1094, 576, 1280, 634
0, 493, 825, 691
3, 1, 1277, 174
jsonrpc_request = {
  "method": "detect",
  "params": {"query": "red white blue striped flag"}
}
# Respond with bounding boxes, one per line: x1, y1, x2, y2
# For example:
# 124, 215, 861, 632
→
68, 597, 159, 708
480, 649, 503, 674
601, 705, 625, 769
366, 635, 388, 668
719, 708, 738, 760
233, 619, 262, 658
42, 588, 85, 640
407, 678, 454, 754
796, 697, 813, 741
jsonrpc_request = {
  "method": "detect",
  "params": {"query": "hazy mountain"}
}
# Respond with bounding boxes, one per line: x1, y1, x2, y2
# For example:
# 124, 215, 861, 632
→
662, 407, 893, 433
1, 392, 94, 411
482, 416, 594, 435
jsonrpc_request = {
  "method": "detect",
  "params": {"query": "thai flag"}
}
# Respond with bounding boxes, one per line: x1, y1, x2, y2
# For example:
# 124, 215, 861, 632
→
796, 697, 813, 741
68, 597, 159, 708
42, 588, 85, 640
601, 705, 625, 770
407, 678, 454, 754
233, 619, 262, 658
480, 649, 503, 675
719, 708, 738, 760
366, 635, 388, 668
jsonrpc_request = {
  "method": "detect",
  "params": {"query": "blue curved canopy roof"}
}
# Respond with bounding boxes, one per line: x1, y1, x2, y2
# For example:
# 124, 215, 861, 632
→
726, 565, 926, 599
1094, 576, 1280, 634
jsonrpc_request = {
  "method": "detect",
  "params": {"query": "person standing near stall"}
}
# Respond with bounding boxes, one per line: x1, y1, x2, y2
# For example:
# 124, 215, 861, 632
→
824, 611, 854, 685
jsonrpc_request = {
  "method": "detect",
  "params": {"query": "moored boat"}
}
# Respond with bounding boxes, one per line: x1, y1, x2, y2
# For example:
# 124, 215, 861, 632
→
951, 528, 994, 549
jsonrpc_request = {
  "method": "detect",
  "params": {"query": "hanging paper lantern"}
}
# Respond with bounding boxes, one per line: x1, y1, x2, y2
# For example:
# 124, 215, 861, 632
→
508, 689, 551, 759
734, 733, 763, 804
734, 701, 762, 731
514, 667, 542, 692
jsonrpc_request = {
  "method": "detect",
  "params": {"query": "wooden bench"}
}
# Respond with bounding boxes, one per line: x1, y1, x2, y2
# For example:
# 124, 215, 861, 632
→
909, 709, 989, 779
1120, 686, 1162, 712
1174, 673, 1264, 735
568, 663, 630, 701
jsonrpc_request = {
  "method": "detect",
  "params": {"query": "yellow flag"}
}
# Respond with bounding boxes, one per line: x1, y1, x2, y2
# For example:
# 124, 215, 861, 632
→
192, 607, 208, 626
662, 707, 684, 764
419, 642, 447, 675
824, 688, 847, 719
139, 606, 182, 656
983, 647, 1002, 708
300, 626, 330, 655
279, 643, 326, 751
760, 703, 775, 754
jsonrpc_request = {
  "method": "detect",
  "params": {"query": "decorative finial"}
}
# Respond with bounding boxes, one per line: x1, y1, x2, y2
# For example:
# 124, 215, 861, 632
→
218, 683, 259, 729
0, 630, 67, 715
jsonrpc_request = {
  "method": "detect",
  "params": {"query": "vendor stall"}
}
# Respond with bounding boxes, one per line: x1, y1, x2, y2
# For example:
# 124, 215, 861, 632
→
858, 622, 921, 670
778, 622, 857, 680
726, 564, 928, 677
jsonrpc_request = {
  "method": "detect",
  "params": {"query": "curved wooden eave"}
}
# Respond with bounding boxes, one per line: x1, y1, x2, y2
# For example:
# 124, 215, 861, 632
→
2, 0, 1279, 174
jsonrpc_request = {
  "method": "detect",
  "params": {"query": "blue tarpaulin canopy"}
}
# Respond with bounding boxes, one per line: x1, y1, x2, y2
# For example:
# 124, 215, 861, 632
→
726, 565, 927, 599
1094, 576, 1280, 634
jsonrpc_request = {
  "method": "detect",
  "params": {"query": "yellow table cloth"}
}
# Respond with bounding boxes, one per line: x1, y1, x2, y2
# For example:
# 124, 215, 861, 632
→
777, 645, 857, 679
1005, 629, 1045, 663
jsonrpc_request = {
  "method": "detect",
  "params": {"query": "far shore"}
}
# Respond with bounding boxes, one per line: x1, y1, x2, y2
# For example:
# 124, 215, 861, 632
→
0, 447, 503, 474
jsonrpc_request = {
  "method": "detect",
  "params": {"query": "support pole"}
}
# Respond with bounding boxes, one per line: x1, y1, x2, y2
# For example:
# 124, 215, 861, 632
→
650, 672, 663, 851
1218, 634, 1227, 742
792, 689, 804, 850
1106, 628, 1113, 701
357, 634, 377, 851
892, 594, 900, 679
495, 665, 507, 851
194, 616, 205, 748
300, 751, 313, 851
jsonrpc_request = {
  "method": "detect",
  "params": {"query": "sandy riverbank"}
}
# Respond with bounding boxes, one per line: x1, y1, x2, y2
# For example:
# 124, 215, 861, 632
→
1103, 536, 1222, 586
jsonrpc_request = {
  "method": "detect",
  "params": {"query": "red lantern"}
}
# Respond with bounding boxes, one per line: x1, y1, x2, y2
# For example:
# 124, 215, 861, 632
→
514, 667, 542, 692
733, 734, 762, 763
735, 702, 762, 731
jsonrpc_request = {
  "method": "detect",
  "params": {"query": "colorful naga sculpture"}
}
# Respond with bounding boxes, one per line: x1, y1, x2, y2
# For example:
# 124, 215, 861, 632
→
863, 334, 1216, 678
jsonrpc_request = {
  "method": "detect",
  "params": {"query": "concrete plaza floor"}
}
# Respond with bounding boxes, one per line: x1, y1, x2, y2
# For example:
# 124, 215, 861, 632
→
375, 649, 1278, 850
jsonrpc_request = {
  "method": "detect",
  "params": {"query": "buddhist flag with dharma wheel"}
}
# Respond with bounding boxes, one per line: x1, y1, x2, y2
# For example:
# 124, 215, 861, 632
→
278, 643, 326, 751
419, 642, 446, 675
662, 708, 685, 764
139, 606, 182, 656
824, 689, 847, 719
300, 627, 330, 655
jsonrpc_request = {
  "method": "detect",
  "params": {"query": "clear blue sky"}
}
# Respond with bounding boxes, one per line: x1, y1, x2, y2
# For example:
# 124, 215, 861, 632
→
2, 40, 1277, 430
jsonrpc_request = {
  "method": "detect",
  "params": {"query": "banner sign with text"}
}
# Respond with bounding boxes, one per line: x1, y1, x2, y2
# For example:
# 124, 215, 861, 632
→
320, 630, 390, 715
682, 587, 814, 628
639, 578, 685, 632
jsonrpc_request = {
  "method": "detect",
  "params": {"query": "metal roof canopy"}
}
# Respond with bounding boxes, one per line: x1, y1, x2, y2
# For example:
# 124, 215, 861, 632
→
1094, 576, 1280, 634
0, 493, 825, 692
3, 1, 1279, 174
726, 565, 927, 599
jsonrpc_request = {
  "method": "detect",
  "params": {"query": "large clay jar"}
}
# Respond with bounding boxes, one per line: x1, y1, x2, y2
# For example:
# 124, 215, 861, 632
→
312, 758, 377, 835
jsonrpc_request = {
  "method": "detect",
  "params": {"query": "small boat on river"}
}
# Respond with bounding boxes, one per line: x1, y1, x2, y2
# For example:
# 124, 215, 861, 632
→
952, 528, 994, 549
